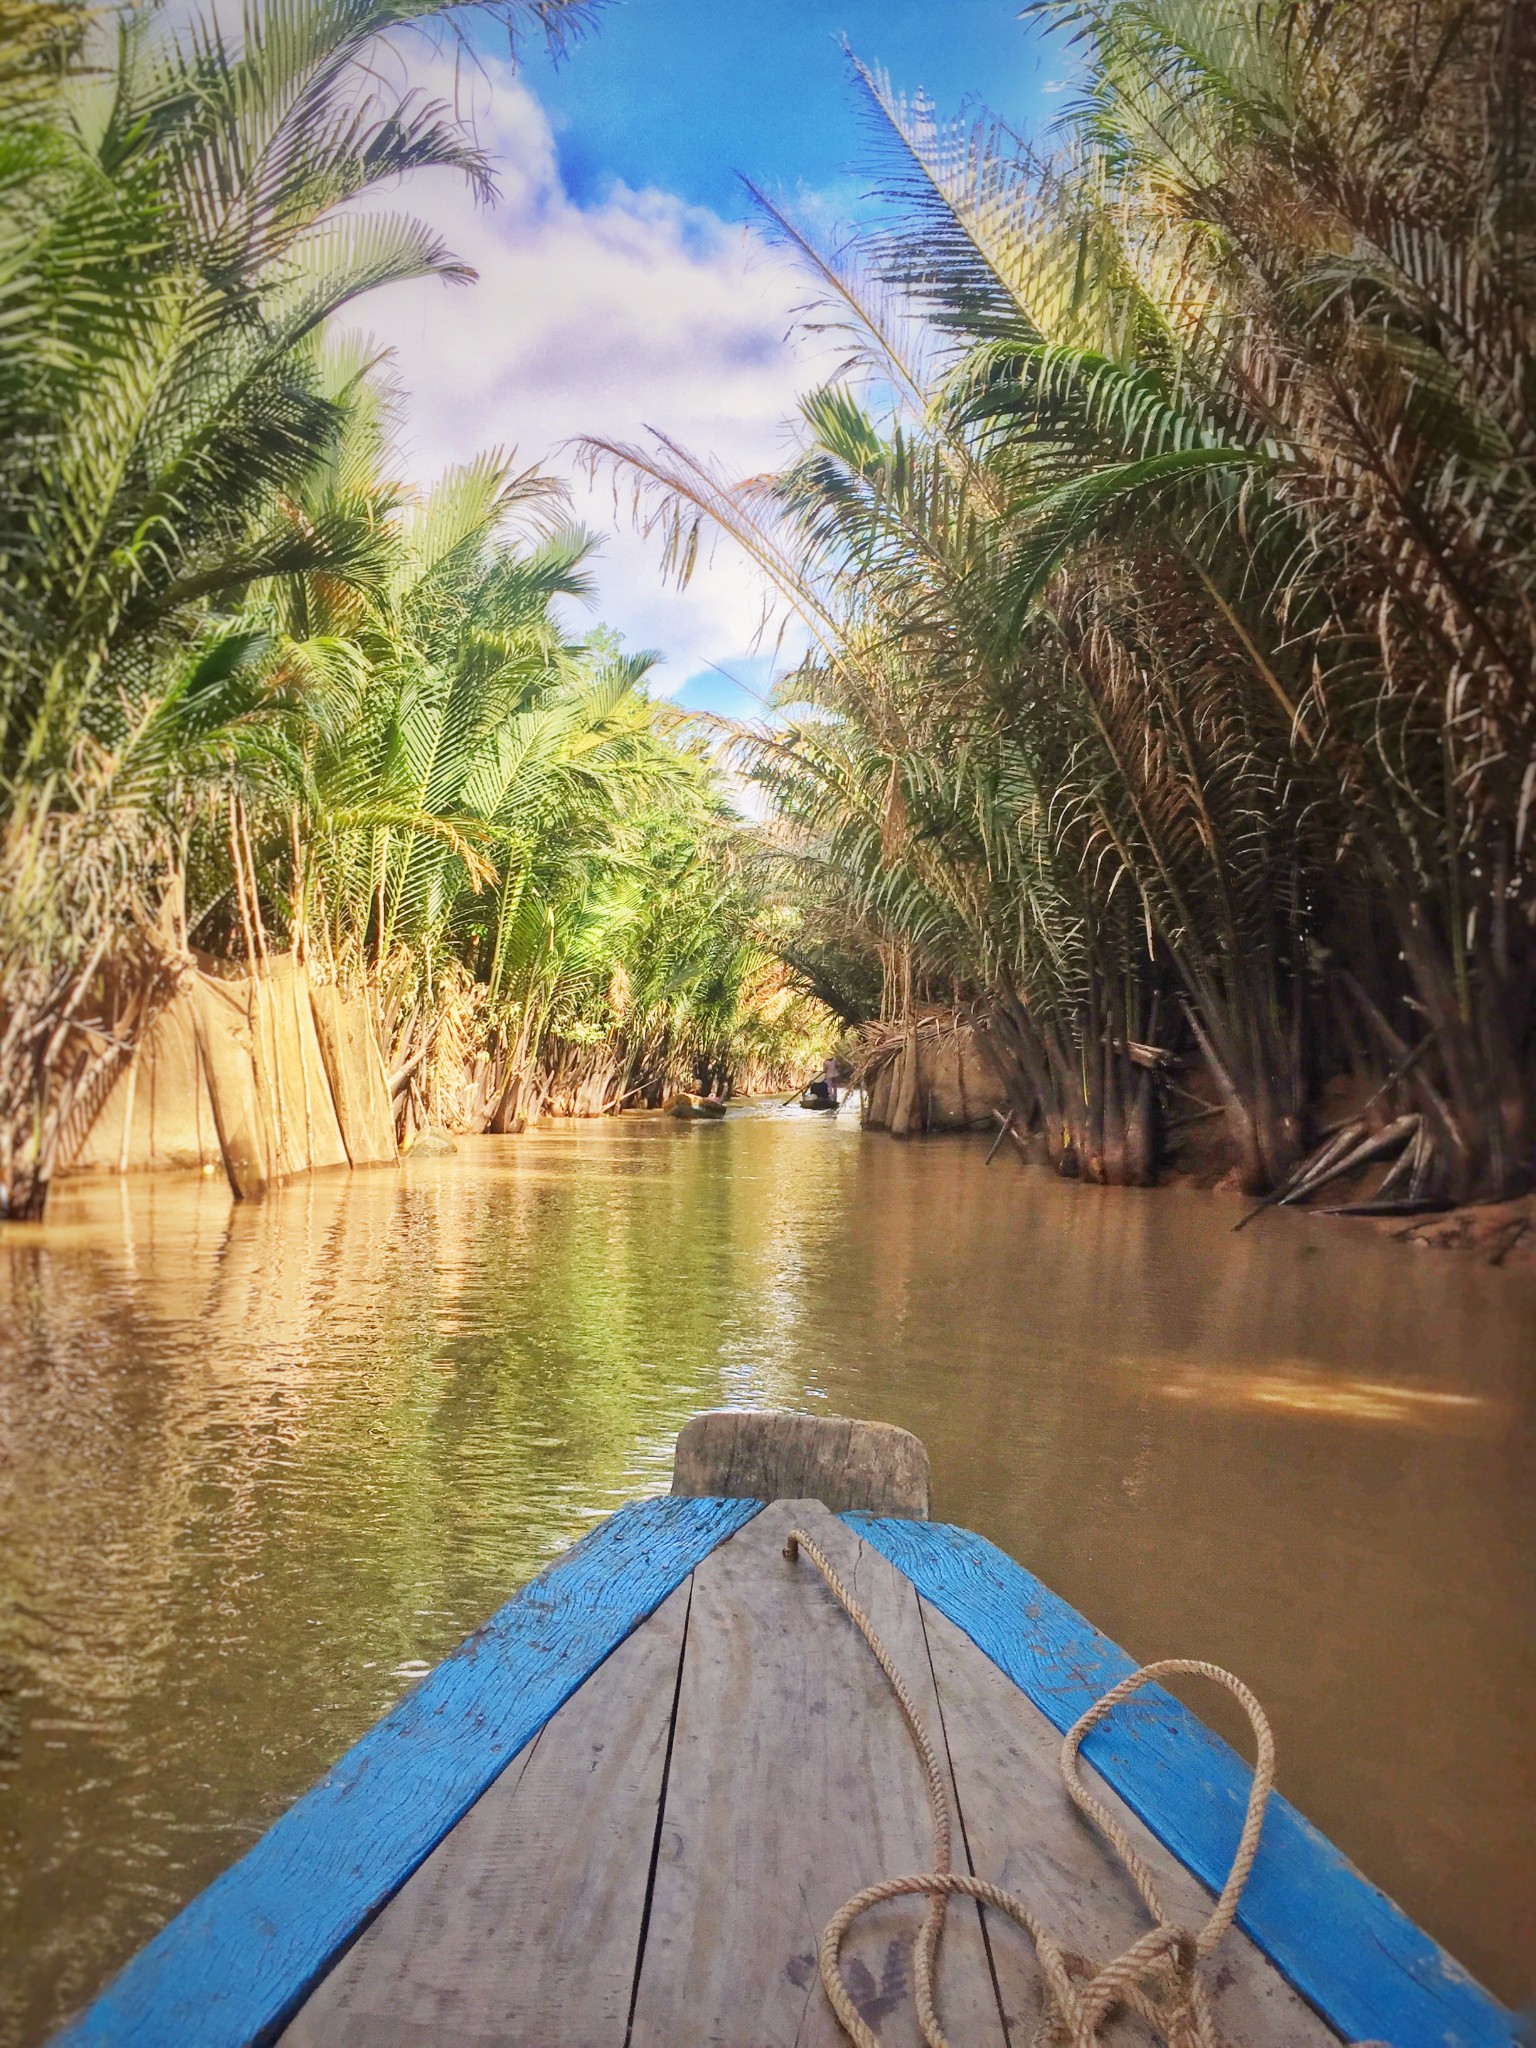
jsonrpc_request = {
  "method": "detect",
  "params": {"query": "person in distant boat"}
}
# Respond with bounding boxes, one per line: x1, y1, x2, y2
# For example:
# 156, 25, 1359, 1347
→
805, 1057, 840, 1106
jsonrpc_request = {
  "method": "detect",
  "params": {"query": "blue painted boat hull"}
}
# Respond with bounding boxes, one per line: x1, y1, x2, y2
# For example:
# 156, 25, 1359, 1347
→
53, 1498, 1517, 2048
52, 1496, 758, 2048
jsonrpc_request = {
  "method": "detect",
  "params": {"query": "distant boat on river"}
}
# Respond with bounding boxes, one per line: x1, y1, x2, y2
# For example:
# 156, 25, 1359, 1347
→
668, 1093, 728, 1119
54, 1413, 1515, 2048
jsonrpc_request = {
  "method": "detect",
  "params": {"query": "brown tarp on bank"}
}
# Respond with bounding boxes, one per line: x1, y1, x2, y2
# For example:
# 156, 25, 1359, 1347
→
62, 959, 396, 1195
249, 956, 350, 1185
308, 983, 397, 1167
67, 988, 223, 1176
195, 972, 277, 1196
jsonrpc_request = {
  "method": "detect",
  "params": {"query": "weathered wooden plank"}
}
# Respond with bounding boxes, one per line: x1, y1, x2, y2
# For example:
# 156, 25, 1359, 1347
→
280, 1579, 692, 2048
54, 1495, 761, 2048
628, 1500, 1007, 2048
918, 1597, 1342, 2047
672, 1410, 930, 1517
848, 1515, 1516, 2048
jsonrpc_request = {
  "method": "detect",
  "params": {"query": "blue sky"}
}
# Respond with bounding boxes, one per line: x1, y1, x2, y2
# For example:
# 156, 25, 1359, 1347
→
528, 1, 1057, 220
365, 2, 1058, 719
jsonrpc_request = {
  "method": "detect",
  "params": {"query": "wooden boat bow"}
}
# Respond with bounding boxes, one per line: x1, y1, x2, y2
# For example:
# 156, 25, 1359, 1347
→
53, 1413, 1517, 2048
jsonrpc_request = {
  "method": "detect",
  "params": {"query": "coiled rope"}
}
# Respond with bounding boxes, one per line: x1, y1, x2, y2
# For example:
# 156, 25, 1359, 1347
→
782, 1528, 1276, 2048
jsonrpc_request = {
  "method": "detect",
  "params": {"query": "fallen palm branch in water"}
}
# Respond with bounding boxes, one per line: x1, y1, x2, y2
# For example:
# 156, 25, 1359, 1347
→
1235, 1116, 1447, 1229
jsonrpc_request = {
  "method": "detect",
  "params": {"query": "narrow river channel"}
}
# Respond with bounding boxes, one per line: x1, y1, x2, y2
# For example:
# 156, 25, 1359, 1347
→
2, 1106, 1533, 2043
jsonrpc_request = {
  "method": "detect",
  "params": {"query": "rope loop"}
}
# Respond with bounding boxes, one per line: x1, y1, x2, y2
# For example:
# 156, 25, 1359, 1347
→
1058, 1657, 1276, 1960
783, 1529, 1277, 2048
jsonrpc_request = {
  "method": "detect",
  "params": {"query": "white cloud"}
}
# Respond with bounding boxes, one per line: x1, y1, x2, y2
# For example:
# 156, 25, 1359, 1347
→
356, 61, 823, 691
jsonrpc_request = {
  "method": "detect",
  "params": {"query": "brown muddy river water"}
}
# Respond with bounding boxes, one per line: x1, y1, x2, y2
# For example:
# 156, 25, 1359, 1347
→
2, 1107, 1533, 2042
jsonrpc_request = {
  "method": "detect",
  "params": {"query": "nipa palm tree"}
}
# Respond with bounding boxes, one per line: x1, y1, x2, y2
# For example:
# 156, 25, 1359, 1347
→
0, 0, 602, 1214
591, 0, 1534, 1202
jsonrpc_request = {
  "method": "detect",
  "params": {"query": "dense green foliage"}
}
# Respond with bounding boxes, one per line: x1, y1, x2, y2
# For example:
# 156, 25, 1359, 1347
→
601, 0, 1535, 1201
0, 0, 827, 1216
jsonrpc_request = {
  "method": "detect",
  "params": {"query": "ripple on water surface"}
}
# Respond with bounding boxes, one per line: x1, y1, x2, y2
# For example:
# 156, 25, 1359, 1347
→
1, 1112, 1533, 2042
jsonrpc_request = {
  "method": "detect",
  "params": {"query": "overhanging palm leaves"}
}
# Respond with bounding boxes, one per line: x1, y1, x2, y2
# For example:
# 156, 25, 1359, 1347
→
0, 0, 608, 1213
593, 0, 1534, 1200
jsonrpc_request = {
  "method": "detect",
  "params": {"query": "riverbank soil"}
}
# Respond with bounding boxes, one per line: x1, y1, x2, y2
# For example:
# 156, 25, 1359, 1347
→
1381, 1196, 1536, 1267
1153, 1068, 1536, 1265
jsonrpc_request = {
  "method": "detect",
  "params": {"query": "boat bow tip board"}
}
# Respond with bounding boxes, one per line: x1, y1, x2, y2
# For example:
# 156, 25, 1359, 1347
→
672, 1408, 930, 1517
50, 1411, 1518, 2048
